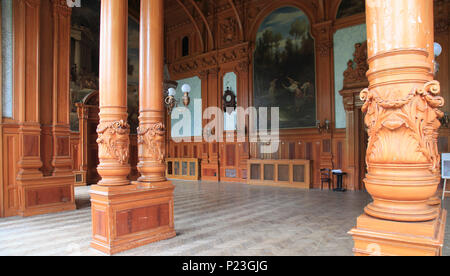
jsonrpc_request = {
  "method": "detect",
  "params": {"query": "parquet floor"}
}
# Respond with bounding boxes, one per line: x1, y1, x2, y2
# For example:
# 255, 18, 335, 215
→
0, 180, 449, 256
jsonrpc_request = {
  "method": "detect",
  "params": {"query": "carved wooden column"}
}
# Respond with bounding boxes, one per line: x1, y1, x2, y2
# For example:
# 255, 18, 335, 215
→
50, 0, 73, 177
76, 102, 88, 185
349, 0, 446, 256
199, 70, 210, 174
136, 0, 169, 187
312, 21, 334, 176
206, 68, 221, 181
95, 0, 130, 188
13, 0, 76, 217
15, 0, 43, 182
90, 0, 175, 255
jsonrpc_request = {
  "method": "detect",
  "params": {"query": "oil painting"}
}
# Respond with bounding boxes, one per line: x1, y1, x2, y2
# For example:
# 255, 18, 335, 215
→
253, 6, 316, 129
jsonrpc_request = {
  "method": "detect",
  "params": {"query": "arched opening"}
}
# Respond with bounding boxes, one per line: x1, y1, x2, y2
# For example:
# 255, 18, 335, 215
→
253, 6, 316, 129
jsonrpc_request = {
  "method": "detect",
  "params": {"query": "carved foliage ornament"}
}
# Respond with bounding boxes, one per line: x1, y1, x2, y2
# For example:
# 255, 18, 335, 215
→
96, 120, 130, 165
344, 42, 368, 85
220, 17, 238, 45
361, 81, 444, 172
137, 123, 166, 163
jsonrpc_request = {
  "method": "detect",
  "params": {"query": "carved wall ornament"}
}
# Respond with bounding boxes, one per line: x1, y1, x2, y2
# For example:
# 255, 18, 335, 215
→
361, 81, 444, 172
171, 60, 199, 74
96, 120, 130, 165
317, 41, 333, 57
137, 123, 166, 163
343, 42, 368, 85
220, 17, 238, 45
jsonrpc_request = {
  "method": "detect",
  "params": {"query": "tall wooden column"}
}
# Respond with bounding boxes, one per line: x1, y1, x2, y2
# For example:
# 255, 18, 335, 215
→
349, 0, 446, 256
13, 0, 76, 217
136, 0, 169, 187
95, 0, 130, 188
50, 0, 73, 177
90, 0, 175, 255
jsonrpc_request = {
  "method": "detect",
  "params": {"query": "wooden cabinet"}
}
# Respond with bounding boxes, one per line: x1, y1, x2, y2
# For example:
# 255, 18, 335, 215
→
247, 159, 311, 189
166, 158, 200, 181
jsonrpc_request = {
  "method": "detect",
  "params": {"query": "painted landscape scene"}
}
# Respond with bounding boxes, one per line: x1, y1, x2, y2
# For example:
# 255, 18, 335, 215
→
253, 6, 316, 129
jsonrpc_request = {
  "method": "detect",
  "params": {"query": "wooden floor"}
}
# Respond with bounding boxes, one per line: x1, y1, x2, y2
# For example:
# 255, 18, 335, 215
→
0, 180, 449, 256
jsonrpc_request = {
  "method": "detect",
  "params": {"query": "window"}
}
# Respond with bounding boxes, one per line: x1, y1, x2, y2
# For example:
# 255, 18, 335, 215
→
182, 36, 189, 57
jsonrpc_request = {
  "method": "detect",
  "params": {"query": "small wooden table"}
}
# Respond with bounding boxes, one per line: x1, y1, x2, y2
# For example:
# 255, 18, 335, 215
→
333, 171, 347, 192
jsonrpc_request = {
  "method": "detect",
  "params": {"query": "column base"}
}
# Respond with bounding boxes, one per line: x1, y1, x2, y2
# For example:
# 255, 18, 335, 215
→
90, 182, 176, 255
349, 209, 446, 256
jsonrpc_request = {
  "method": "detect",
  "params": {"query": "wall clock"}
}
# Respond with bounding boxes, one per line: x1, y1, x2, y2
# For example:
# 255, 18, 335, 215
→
223, 87, 236, 113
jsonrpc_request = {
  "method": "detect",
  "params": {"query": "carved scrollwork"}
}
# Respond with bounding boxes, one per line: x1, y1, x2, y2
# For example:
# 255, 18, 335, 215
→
343, 42, 368, 85
361, 81, 444, 172
137, 123, 166, 163
96, 120, 130, 165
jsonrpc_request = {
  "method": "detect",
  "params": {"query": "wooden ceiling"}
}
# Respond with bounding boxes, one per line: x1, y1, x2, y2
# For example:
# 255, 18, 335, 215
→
128, 0, 343, 29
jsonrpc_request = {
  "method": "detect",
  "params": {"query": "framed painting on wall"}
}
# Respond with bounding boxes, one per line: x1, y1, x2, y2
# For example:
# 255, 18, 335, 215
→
253, 6, 316, 129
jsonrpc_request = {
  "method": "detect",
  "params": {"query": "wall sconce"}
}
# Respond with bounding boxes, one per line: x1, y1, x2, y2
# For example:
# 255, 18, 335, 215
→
181, 84, 191, 107
434, 42, 442, 75
316, 119, 331, 133
165, 88, 177, 114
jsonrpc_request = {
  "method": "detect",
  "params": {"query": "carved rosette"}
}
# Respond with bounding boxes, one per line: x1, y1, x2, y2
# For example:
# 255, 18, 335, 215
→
361, 81, 444, 173
96, 120, 130, 165
137, 122, 166, 163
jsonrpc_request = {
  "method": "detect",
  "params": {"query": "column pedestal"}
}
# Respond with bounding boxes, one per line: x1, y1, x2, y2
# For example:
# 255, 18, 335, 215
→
90, 184, 175, 255
349, 209, 446, 256
90, 0, 176, 255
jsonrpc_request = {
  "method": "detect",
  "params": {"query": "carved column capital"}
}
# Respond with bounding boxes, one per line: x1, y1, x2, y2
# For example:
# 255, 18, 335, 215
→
361, 81, 444, 172
137, 123, 166, 164
96, 120, 131, 165
312, 21, 333, 57
199, 70, 209, 80
235, 60, 250, 73
208, 67, 220, 76
51, 0, 72, 17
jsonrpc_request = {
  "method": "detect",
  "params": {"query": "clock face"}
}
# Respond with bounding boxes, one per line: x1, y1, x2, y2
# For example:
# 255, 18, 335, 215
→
226, 95, 232, 102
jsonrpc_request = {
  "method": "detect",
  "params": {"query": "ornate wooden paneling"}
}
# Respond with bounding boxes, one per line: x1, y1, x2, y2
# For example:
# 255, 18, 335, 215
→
247, 159, 311, 189
0, 0, 76, 217
116, 204, 170, 237
25, 185, 72, 207
2, 126, 20, 217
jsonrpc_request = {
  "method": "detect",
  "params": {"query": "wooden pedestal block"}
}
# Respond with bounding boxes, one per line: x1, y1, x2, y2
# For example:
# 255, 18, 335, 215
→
90, 183, 176, 255
17, 176, 76, 217
349, 209, 447, 256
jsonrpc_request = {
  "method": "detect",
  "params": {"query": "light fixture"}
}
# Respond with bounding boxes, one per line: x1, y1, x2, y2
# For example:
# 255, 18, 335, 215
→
181, 84, 191, 107
434, 42, 442, 75
165, 87, 177, 114
316, 119, 331, 134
